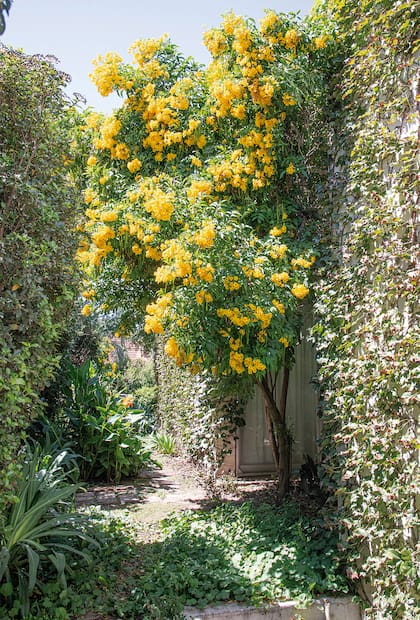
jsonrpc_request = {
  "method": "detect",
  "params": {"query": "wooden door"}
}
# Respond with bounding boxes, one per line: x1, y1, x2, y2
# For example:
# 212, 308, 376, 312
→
237, 312, 320, 476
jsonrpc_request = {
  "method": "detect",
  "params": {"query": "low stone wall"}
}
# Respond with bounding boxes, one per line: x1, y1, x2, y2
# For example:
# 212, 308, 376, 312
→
184, 596, 361, 620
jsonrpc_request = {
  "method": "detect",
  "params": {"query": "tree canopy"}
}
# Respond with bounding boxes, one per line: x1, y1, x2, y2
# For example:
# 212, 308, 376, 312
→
78, 10, 333, 494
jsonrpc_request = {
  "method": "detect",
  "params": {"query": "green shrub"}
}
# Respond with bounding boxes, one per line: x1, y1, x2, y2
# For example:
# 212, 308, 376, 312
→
151, 432, 177, 456
0, 47, 82, 519
39, 360, 156, 482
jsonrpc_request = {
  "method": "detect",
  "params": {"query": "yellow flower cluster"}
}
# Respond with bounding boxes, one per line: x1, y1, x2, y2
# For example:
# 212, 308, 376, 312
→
244, 357, 266, 374
164, 336, 193, 367
242, 265, 265, 279
196, 263, 214, 282
193, 222, 216, 248
144, 293, 173, 334
291, 257, 313, 269
127, 158, 142, 173
94, 116, 122, 151
270, 226, 287, 237
144, 315, 164, 334
186, 179, 213, 202
138, 180, 175, 221
269, 244, 288, 259
271, 272, 290, 286
229, 351, 245, 373
217, 307, 250, 327
90, 52, 126, 97
223, 276, 241, 291
202, 28, 227, 57
155, 240, 192, 283
100, 211, 118, 223
196, 290, 213, 305
272, 299, 285, 314
291, 283, 309, 299
228, 351, 266, 375
129, 35, 167, 67
282, 93, 296, 107
248, 304, 272, 329
81, 304, 92, 317
92, 225, 115, 249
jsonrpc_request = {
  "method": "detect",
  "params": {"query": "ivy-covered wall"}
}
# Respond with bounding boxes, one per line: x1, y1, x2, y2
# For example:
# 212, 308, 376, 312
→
312, 1, 418, 617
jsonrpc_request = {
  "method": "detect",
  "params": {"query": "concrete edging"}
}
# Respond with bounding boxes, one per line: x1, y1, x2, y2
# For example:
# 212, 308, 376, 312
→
183, 596, 361, 620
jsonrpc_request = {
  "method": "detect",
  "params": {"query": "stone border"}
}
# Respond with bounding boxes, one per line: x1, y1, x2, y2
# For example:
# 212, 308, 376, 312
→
184, 596, 361, 619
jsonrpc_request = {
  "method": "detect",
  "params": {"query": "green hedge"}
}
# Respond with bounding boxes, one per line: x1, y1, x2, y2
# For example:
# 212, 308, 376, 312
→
0, 48, 82, 520
311, 1, 419, 617
155, 338, 245, 481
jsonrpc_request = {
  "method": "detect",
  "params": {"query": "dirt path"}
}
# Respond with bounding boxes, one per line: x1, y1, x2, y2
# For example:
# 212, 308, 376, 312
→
76, 455, 211, 540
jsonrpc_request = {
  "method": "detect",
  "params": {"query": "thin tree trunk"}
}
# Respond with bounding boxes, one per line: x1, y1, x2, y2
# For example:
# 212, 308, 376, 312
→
258, 366, 291, 499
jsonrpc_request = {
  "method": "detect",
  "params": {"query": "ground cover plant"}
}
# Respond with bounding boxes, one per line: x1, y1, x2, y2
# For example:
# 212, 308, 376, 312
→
135, 500, 350, 618
1, 497, 350, 620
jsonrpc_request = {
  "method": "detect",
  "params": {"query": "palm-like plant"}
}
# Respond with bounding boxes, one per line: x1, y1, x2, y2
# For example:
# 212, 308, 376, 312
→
0, 446, 96, 617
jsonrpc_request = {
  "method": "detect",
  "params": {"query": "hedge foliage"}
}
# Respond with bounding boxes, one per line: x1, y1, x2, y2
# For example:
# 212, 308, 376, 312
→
0, 47, 82, 519
311, 1, 419, 617
155, 339, 246, 482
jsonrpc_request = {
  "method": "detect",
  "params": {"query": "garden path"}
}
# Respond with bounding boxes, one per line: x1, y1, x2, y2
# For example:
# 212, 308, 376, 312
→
76, 454, 276, 541
76, 455, 210, 540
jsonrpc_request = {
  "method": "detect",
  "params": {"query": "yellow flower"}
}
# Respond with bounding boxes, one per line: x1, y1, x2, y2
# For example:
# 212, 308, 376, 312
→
127, 158, 142, 173
244, 357, 266, 374
286, 162, 295, 175
144, 315, 164, 334
196, 135, 207, 149
87, 155, 97, 166
196, 263, 214, 282
269, 226, 287, 237
81, 289, 96, 300
191, 156, 202, 167
284, 29, 300, 50
272, 299, 285, 314
291, 283, 309, 299
282, 93, 296, 106
229, 351, 245, 374
270, 244, 288, 260
132, 243, 142, 255
196, 290, 213, 305
84, 187, 96, 205
81, 304, 92, 317
114, 143, 130, 160
314, 35, 328, 50
279, 337, 289, 347
100, 211, 118, 222
194, 222, 216, 248
271, 272, 289, 286
291, 257, 312, 269
223, 276, 241, 291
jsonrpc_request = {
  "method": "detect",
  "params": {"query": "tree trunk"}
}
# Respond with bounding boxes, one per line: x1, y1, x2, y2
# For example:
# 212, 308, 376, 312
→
257, 367, 291, 500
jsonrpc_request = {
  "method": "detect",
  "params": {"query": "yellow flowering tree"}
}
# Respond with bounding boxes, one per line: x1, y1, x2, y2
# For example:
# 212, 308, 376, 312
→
79, 11, 332, 496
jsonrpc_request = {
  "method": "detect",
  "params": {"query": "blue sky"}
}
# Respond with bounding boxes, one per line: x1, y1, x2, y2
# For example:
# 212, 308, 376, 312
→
2, 0, 315, 114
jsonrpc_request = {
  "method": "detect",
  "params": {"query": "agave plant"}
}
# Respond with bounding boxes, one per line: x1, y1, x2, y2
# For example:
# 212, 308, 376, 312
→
0, 445, 97, 618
